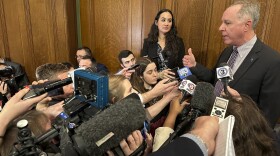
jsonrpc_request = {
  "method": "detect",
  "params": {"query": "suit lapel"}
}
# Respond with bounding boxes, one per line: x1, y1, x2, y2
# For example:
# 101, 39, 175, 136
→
229, 39, 262, 87
219, 47, 233, 64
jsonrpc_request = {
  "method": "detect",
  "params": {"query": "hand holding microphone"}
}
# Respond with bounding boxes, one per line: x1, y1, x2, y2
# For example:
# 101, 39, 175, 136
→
216, 62, 233, 95
119, 130, 144, 156
178, 75, 199, 104
158, 69, 176, 80
159, 82, 215, 149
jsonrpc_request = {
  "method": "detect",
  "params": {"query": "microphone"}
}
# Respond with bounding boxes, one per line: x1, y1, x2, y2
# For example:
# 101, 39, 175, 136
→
72, 97, 146, 156
178, 75, 199, 103
160, 82, 215, 149
190, 82, 215, 114
22, 77, 73, 100
216, 62, 233, 95
177, 66, 192, 80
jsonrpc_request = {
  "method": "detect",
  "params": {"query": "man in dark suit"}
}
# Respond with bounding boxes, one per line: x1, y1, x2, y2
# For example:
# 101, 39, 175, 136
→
183, 1, 280, 128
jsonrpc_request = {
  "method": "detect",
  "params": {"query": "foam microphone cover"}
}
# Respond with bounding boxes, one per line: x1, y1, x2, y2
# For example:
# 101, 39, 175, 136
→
190, 82, 215, 115
74, 97, 146, 155
186, 75, 199, 84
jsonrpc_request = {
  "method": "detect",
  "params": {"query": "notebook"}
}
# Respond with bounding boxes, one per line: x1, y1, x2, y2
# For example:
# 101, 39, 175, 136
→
213, 115, 236, 156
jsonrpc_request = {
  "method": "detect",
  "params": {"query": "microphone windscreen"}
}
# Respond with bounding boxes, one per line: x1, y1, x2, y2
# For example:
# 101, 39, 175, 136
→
74, 97, 146, 155
186, 75, 199, 84
190, 82, 215, 114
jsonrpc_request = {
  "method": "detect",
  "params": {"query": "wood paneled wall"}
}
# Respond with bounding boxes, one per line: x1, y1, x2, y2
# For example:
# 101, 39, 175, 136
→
0, 0, 77, 81
80, 0, 280, 73
1, 0, 279, 81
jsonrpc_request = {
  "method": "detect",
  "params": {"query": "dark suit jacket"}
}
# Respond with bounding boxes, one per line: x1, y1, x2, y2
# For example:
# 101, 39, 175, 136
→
149, 137, 204, 156
190, 39, 280, 128
141, 37, 185, 69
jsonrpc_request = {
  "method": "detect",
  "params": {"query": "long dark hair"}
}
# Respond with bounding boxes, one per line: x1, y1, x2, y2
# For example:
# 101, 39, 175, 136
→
130, 57, 154, 94
147, 9, 179, 60
225, 95, 278, 156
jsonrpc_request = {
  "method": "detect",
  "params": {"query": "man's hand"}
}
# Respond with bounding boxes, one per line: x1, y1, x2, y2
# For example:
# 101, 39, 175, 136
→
221, 86, 242, 101
0, 81, 8, 95
152, 79, 178, 96
182, 48, 197, 67
169, 94, 189, 116
158, 69, 175, 80
120, 130, 143, 156
190, 116, 219, 155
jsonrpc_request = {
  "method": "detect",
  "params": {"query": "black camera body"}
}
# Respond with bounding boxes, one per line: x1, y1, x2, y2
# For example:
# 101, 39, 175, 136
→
0, 66, 22, 96
10, 69, 109, 156
0, 65, 14, 78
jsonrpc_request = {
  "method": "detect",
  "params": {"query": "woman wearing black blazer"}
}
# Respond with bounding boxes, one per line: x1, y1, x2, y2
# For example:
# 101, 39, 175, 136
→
141, 9, 185, 79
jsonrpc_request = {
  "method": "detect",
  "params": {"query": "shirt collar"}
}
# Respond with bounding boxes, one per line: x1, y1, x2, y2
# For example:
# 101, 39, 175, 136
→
233, 35, 257, 58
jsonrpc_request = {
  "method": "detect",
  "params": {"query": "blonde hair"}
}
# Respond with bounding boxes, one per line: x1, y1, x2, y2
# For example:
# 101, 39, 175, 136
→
109, 75, 127, 103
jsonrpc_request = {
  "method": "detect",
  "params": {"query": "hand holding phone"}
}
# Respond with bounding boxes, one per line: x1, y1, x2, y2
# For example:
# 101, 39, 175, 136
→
170, 67, 180, 79
128, 64, 140, 71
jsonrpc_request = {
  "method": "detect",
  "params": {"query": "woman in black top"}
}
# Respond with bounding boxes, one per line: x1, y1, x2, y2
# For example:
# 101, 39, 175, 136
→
141, 9, 185, 79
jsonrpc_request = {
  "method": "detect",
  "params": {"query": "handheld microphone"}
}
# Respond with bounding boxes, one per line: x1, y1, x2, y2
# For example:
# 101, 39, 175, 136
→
178, 75, 199, 103
22, 77, 73, 100
72, 97, 146, 156
216, 62, 233, 95
177, 66, 192, 80
160, 82, 215, 149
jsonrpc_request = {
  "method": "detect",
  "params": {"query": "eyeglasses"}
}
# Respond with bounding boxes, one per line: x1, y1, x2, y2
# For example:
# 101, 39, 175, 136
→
75, 55, 85, 59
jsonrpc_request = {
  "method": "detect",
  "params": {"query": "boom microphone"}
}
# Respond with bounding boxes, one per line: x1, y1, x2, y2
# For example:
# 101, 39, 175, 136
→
160, 82, 215, 149
72, 97, 146, 156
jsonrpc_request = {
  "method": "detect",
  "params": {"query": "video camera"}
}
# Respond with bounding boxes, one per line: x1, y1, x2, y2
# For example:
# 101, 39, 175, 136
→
10, 69, 109, 156
0, 65, 21, 95
0, 65, 14, 78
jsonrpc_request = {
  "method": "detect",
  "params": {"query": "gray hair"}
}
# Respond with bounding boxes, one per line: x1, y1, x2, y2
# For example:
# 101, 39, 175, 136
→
232, 0, 260, 29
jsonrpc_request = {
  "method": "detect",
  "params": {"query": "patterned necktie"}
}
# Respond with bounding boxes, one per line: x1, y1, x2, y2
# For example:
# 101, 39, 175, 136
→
214, 47, 238, 96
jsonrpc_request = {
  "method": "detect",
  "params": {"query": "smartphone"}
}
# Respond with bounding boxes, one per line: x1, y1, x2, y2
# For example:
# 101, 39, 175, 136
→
128, 64, 140, 71
170, 67, 180, 80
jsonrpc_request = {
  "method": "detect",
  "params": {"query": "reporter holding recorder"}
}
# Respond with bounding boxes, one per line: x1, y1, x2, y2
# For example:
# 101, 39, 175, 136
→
150, 116, 219, 156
